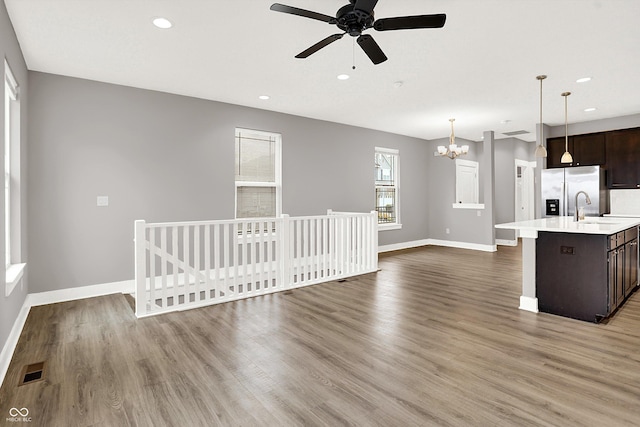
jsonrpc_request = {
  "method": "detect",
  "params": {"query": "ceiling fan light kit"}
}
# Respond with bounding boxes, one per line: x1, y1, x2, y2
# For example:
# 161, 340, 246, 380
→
270, 0, 446, 65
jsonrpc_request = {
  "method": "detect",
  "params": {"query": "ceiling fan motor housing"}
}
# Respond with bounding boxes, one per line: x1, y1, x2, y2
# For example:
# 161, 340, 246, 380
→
337, 4, 374, 37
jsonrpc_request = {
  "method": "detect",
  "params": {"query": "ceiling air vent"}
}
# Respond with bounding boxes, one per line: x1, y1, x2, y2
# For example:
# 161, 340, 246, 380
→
503, 130, 530, 136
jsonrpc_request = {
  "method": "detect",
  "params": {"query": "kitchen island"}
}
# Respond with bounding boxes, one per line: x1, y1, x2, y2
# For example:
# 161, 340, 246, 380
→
496, 216, 640, 322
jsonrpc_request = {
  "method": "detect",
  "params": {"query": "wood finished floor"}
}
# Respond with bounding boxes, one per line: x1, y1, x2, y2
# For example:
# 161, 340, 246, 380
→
2, 244, 640, 426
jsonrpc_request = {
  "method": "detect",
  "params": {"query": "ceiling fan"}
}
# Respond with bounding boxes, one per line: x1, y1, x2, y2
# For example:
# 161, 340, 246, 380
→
270, 0, 446, 65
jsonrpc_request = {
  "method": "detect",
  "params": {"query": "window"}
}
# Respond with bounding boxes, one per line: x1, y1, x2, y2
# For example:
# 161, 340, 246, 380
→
4, 59, 25, 297
235, 128, 282, 219
375, 147, 400, 229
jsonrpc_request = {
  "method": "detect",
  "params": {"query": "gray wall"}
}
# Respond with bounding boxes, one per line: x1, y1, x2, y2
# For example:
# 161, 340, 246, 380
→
426, 136, 491, 244
0, 0, 29, 359
27, 72, 431, 293
494, 138, 535, 240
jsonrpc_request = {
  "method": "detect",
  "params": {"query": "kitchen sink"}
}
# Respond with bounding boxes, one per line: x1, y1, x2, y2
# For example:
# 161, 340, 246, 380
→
579, 218, 621, 225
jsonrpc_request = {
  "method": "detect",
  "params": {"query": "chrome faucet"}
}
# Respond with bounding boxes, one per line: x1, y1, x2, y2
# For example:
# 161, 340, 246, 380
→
574, 191, 592, 221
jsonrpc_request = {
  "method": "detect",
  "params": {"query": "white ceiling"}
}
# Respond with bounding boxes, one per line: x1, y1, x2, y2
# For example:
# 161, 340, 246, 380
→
5, 0, 640, 142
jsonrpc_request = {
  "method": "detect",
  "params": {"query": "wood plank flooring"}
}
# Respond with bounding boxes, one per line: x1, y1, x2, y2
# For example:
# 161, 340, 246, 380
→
2, 244, 640, 426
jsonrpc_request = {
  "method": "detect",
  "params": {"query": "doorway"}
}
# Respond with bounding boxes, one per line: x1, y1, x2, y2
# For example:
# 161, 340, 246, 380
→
515, 160, 536, 235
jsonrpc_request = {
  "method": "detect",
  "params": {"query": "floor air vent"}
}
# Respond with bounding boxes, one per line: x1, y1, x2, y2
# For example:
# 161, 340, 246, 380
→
19, 361, 46, 386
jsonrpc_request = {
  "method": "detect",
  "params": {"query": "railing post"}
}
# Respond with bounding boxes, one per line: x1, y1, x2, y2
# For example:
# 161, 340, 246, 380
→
371, 211, 379, 270
280, 214, 291, 289
134, 220, 147, 317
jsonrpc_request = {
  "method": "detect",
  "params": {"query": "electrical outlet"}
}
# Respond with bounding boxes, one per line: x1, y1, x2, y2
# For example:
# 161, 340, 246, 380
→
477, 210, 482, 217
445, 228, 450, 234
97, 196, 109, 207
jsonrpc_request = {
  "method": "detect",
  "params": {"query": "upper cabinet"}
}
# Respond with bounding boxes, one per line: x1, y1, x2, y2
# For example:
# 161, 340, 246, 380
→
605, 128, 640, 189
546, 133, 606, 168
546, 127, 640, 189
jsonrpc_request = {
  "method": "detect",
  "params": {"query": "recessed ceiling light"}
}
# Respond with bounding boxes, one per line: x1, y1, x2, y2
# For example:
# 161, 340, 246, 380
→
584, 107, 597, 112
393, 81, 403, 88
576, 77, 591, 83
337, 74, 350, 80
259, 95, 270, 100
153, 17, 172, 29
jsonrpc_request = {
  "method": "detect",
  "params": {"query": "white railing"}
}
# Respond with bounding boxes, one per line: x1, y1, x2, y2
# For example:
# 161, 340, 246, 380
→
134, 211, 378, 317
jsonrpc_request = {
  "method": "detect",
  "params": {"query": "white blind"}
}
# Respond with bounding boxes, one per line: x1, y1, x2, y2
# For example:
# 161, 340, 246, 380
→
235, 131, 275, 182
236, 186, 276, 218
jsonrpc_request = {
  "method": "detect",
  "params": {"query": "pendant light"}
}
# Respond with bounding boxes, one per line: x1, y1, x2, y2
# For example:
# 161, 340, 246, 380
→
534, 75, 548, 158
436, 118, 469, 160
560, 91, 573, 164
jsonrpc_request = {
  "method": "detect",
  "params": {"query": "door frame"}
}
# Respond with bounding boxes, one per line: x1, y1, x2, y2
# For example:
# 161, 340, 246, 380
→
514, 159, 537, 239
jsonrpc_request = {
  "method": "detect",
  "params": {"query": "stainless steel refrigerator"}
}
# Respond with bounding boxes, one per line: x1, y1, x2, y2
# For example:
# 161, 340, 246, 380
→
541, 165, 609, 218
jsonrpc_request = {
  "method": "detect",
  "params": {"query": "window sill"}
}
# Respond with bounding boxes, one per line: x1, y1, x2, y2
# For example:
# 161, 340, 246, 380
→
452, 203, 485, 210
379, 223, 402, 231
5, 263, 26, 297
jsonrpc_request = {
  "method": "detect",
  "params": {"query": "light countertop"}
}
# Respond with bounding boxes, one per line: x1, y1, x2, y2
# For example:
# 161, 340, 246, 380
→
496, 216, 640, 235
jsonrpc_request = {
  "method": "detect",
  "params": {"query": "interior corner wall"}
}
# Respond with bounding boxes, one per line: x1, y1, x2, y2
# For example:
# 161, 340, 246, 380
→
27, 72, 430, 293
0, 0, 29, 361
426, 137, 490, 244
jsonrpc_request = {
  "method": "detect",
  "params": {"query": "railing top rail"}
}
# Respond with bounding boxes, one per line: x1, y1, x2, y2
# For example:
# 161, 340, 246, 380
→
140, 212, 376, 229
143, 217, 282, 229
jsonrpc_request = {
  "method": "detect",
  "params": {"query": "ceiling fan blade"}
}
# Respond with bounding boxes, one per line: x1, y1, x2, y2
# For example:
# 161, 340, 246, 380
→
295, 34, 344, 59
374, 14, 446, 31
354, 0, 379, 15
270, 3, 336, 24
357, 34, 387, 65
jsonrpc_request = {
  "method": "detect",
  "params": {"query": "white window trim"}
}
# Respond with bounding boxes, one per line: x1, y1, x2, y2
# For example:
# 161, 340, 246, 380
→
4, 59, 24, 297
234, 128, 282, 219
375, 147, 401, 231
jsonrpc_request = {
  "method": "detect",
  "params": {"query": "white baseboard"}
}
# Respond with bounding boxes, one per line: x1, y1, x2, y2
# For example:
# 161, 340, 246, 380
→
0, 298, 31, 390
427, 239, 497, 253
519, 296, 539, 313
496, 239, 518, 247
27, 280, 135, 307
379, 238, 497, 253
378, 239, 431, 253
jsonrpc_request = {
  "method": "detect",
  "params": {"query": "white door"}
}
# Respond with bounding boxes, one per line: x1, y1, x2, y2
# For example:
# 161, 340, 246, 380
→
515, 159, 536, 223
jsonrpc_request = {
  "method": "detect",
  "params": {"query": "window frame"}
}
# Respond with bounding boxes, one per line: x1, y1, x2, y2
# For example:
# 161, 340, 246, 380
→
234, 128, 282, 220
375, 147, 401, 231
4, 59, 25, 297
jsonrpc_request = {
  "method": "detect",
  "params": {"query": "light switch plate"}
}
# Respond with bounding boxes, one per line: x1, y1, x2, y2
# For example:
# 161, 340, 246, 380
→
97, 196, 109, 207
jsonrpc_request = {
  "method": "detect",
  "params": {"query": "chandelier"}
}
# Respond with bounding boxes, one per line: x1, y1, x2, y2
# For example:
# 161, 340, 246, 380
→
437, 118, 469, 159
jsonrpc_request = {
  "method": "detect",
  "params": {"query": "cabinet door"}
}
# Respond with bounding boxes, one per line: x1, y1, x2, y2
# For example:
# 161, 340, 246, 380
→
617, 246, 625, 303
626, 239, 638, 295
606, 129, 640, 188
608, 250, 617, 313
573, 133, 606, 166
546, 137, 572, 168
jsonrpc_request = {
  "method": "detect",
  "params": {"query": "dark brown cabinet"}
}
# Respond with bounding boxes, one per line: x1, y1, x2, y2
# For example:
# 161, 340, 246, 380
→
536, 226, 639, 322
607, 227, 638, 314
605, 128, 640, 188
546, 133, 606, 168
546, 137, 568, 168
